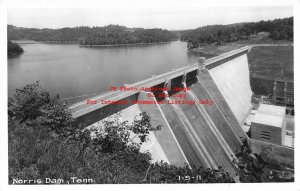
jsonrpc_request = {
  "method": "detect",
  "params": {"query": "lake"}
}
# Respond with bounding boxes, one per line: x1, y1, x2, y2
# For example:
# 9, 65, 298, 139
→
8, 41, 199, 103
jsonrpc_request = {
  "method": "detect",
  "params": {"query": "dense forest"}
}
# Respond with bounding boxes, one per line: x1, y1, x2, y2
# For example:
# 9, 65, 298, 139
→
8, 25, 90, 42
8, 82, 293, 184
7, 40, 24, 57
8, 17, 292, 47
180, 17, 293, 48
7, 25, 177, 45
80, 26, 177, 45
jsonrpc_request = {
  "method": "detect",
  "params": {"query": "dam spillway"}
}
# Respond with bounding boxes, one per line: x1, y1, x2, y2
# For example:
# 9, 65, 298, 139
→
69, 46, 252, 177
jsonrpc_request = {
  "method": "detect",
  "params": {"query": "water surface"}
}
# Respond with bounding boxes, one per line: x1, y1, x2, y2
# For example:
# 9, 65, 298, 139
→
8, 41, 198, 103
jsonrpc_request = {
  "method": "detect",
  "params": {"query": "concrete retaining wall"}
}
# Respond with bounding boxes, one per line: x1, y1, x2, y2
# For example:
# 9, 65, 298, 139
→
248, 138, 294, 168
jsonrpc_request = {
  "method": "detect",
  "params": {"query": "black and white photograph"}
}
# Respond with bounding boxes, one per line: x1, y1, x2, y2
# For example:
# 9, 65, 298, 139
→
0, 0, 299, 190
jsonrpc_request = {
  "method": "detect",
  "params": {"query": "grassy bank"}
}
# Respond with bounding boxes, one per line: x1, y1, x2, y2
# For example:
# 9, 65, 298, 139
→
248, 46, 293, 95
248, 46, 294, 81
189, 44, 293, 96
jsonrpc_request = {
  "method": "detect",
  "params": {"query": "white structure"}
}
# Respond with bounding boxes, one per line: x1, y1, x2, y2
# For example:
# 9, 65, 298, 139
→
251, 104, 286, 145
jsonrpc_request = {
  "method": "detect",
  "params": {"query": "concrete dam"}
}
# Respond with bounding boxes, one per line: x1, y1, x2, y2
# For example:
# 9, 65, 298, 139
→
69, 46, 253, 176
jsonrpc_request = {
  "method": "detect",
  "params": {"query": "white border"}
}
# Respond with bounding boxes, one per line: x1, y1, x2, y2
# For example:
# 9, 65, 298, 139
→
1, 0, 299, 191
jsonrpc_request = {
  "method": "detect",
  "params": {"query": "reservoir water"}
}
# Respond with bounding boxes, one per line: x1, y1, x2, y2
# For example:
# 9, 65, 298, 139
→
8, 41, 198, 103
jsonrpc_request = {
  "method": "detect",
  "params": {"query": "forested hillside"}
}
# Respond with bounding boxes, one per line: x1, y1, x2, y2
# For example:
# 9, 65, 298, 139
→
180, 17, 293, 48
7, 25, 177, 45
80, 27, 177, 45
8, 25, 90, 41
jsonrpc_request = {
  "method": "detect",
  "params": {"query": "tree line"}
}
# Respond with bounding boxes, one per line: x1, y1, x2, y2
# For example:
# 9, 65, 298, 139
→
80, 27, 177, 45
7, 25, 177, 45
180, 17, 293, 48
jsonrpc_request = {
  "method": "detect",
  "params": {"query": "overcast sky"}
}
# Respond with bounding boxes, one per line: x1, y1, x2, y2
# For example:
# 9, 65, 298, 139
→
7, 0, 293, 30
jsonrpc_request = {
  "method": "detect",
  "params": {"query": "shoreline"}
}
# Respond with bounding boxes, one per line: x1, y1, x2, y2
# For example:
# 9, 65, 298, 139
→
188, 48, 212, 55
39, 41, 79, 44
12, 40, 177, 46
79, 41, 174, 47
12, 40, 79, 45
187, 42, 294, 57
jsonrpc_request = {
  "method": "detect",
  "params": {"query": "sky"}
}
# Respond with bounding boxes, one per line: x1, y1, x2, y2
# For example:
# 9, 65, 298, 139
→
7, 0, 294, 30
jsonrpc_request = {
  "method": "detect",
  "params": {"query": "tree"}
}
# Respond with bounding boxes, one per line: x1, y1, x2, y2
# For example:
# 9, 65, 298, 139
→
8, 82, 162, 184
7, 40, 24, 57
8, 81, 73, 135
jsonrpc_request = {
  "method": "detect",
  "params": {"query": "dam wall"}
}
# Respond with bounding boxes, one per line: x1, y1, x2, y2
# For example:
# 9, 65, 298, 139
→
206, 52, 253, 124
248, 139, 294, 168
138, 91, 189, 167
197, 68, 248, 141
190, 82, 243, 152
168, 91, 237, 174
70, 46, 276, 176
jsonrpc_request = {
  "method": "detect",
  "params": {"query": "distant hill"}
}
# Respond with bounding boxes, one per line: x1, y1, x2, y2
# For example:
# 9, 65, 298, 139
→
7, 25, 177, 46
180, 17, 293, 48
